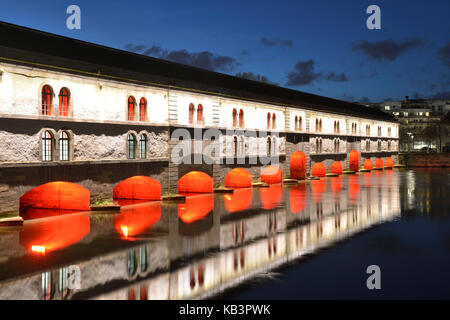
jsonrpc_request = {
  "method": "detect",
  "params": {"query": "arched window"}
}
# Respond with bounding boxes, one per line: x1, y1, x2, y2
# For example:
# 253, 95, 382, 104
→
366, 140, 370, 151
139, 134, 147, 159
232, 109, 237, 127
295, 116, 298, 130
128, 134, 137, 159
319, 138, 323, 153
233, 136, 238, 157
239, 109, 244, 128
299, 116, 302, 131
197, 104, 203, 124
189, 103, 195, 124
316, 119, 319, 132
139, 246, 148, 273
139, 97, 147, 122
42, 85, 53, 115
58, 88, 70, 117
272, 113, 276, 130
59, 131, 70, 161
334, 121, 336, 133
267, 137, 272, 156
42, 131, 53, 161
388, 140, 391, 150
378, 140, 381, 151
388, 127, 391, 137
128, 96, 136, 121
337, 121, 340, 133
267, 112, 271, 130
316, 138, 320, 153
319, 119, 322, 132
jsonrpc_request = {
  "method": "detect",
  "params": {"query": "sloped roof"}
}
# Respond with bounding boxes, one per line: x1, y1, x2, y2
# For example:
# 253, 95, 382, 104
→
0, 20, 397, 123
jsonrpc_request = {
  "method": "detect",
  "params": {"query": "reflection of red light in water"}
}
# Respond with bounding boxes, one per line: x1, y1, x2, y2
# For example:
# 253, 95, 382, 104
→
331, 177, 343, 194
114, 202, 161, 238
364, 159, 373, 170
225, 168, 252, 188
349, 150, 359, 172
363, 172, 373, 187
20, 213, 90, 255
178, 171, 213, 194
311, 179, 326, 203
178, 194, 214, 223
290, 151, 306, 180
224, 189, 252, 213
19, 182, 90, 218
375, 158, 384, 168
290, 184, 307, 214
261, 184, 282, 209
20, 208, 82, 220
113, 176, 161, 201
330, 161, 343, 175
348, 175, 360, 201
386, 157, 394, 168
261, 166, 282, 185
311, 163, 326, 177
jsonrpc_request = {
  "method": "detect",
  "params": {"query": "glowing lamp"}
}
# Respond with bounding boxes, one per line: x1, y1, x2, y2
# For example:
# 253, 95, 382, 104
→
386, 157, 394, 168
290, 151, 306, 180
311, 162, 326, 177
224, 168, 252, 188
330, 161, 343, 175
178, 171, 213, 194
349, 150, 359, 172
261, 166, 282, 185
113, 176, 161, 200
364, 159, 373, 170
375, 158, 384, 168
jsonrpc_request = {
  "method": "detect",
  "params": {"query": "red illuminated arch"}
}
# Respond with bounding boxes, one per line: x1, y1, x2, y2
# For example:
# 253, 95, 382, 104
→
224, 189, 252, 213
239, 109, 244, 128
139, 97, 147, 121
311, 162, 326, 177
364, 159, 373, 170
20, 213, 90, 255
386, 157, 394, 168
261, 184, 283, 210
197, 104, 203, 123
41, 85, 53, 115
114, 202, 161, 239
290, 151, 306, 180
189, 103, 195, 124
128, 96, 136, 121
375, 158, 384, 168
349, 150, 359, 172
178, 171, 213, 194
178, 194, 214, 223
290, 184, 307, 214
224, 168, 252, 188
20, 182, 90, 213
330, 161, 343, 175
113, 176, 161, 201
232, 108, 237, 127
58, 87, 70, 116
261, 166, 282, 185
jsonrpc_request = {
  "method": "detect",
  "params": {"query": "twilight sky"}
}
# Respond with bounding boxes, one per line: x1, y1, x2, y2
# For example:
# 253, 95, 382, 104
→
1, 0, 449, 102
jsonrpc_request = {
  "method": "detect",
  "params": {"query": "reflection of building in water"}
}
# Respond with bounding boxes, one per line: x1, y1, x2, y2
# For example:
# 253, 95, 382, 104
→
0, 173, 400, 300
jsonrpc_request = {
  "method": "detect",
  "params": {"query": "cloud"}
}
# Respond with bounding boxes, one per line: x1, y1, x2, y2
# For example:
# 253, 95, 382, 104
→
437, 42, 450, 68
352, 38, 423, 61
260, 37, 294, 48
286, 59, 349, 86
235, 72, 277, 85
124, 44, 239, 72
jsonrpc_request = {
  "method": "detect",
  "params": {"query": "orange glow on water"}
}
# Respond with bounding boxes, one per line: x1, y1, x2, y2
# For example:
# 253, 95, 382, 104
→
224, 189, 252, 213
290, 184, 307, 214
330, 161, 343, 175
290, 151, 306, 180
331, 177, 343, 194
178, 171, 213, 194
114, 202, 161, 238
20, 213, 90, 255
19, 181, 90, 216
224, 168, 252, 188
348, 175, 360, 201
113, 176, 161, 200
261, 184, 283, 209
311, 179, 326, 203
375, 158, 384, 168
363, 172, 373, 187
178, 194, 214, 223
261, 166, 282, 185
364, 159, 373, 170
311, 162, 326, 177
349, 150, 359, 172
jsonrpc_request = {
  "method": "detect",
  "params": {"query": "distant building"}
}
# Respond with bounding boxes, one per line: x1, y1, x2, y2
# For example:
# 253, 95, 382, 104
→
369, 96, 450, 152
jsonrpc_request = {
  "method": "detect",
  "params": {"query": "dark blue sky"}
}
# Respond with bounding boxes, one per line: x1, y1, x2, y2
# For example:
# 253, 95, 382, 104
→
1, 0, 449, 102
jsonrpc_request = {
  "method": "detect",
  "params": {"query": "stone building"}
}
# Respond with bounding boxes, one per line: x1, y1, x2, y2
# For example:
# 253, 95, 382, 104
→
0, 21, 398, 214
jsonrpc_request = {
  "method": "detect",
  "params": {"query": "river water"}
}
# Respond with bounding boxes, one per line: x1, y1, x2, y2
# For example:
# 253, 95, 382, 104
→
0, 168, 448, 299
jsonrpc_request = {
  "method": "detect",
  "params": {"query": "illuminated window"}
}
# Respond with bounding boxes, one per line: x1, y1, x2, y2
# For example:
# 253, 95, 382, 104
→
41, 272, 52, 300
232, 108, 237, 127
189, 103, 195, 124
197, 104, 203, 124
319, 119, 322, 132
139, 246, 147, 272
239, 109, 244, 128
139, 134, 147, 159
59, 131, 69, 161
267, 112, 271, 130
42, 131, 53, 161
42, 85, 53, 115
272, 113, 276, 130
128, 96, 136, 121
58, 87, 70, 117
299, 116, 302, 131
295, 116, 298, 130
128, 134, 137, 159
139, 97, 147, 122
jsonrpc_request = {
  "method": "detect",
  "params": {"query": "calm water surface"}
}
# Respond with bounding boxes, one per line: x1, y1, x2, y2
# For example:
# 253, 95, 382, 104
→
0, 169, 449, 299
